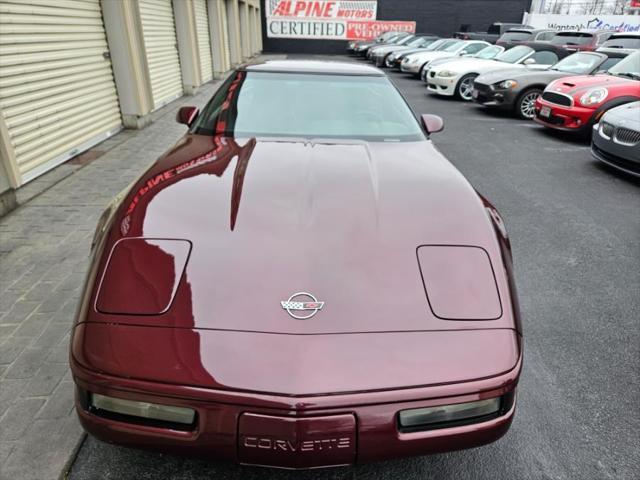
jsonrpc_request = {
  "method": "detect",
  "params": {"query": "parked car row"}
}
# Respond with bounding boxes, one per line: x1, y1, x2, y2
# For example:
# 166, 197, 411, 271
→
348, 30, 640, 178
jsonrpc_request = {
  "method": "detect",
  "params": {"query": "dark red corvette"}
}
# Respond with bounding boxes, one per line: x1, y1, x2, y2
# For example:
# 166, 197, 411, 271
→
70, 60, 522, 469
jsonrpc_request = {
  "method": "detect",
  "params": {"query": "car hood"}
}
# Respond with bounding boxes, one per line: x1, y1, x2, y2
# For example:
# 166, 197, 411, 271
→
396, 47, 430, 59
87, 135, 516, 335
476, 68, 571, 85
376, 45, 413, 54
602, 101, 640, 127
547, 74, 639, 97
407, 51, 455, 62
372, 45, 405, 55
432, 58, 519, 75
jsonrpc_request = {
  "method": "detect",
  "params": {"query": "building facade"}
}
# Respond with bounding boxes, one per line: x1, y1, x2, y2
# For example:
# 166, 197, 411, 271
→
0, 0, 262, 208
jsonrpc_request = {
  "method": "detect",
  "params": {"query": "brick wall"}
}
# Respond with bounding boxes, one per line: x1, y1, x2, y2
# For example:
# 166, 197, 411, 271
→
261, 0, 533, 54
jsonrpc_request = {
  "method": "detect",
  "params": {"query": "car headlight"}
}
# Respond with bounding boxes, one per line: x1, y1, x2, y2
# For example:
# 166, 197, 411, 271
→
438, 70, 457, 78
91, 393, 196, 425
399, 397, 502, 430
580, 88, 608, 106
498, 80, 518, 89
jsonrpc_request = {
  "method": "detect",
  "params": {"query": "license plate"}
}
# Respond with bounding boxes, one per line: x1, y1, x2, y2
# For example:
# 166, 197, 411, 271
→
540, 106, 551, 118
238, 413, 356, 469
472, 89, 478, 99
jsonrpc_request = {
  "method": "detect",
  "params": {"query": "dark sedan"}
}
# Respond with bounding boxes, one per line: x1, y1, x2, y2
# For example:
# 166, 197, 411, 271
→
591, 101, 640, 177
496, 28, 557, 48
70, 60, 522, 470
472, 50, 630, 119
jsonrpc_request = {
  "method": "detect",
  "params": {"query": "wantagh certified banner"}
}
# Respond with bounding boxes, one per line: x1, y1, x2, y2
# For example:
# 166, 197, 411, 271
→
522, 13, 639, 32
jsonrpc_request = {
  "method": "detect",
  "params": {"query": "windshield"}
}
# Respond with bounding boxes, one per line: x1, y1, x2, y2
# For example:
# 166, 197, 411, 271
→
496, 45, 533, 63
607, 51, 640, 79
390, 35, 410, 45
536, 31, 557, 41
378, 31, 397, 42
500, 31, 532, 42
396, 35, 415, 45
191, 72, 425, 142
551, 52, 603, 74
440, 40, 463, 52
551, 32, 593, 46
407, 37, 430, 47
601, 36, 640, 49
474, 45, 503, 59
424, 39, 446, 51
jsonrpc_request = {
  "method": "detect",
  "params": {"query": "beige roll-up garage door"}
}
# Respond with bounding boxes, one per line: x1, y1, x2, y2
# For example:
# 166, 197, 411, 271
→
221, 0, 231, 70
139, 0, 183, 109
193, 0, 213, 83
0, 0, 122, 184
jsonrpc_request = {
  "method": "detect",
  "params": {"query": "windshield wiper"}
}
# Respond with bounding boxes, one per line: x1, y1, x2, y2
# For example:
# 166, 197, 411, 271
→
614, 72, 640, 80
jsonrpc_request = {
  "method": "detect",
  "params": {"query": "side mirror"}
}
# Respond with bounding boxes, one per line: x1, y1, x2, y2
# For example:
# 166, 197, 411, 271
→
421, 114, 444, 135
177, 106, 199, 126
523, 58, 536, 65
459, 50, 470, 56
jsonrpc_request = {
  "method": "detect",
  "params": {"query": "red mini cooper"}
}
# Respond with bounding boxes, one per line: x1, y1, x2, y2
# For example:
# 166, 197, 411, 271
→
534, 51, 640, 137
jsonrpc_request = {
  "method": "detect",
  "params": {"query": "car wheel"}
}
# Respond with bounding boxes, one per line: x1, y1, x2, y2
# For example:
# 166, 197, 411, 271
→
418, 63, 428, 79
456, 74, 478, 101
516, 89, 542, 120
384, 55, 394, 68
420, 66, 428, 82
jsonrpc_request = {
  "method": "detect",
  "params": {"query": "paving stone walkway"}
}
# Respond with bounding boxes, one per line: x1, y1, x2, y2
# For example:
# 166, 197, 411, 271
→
0, 77, 225, 480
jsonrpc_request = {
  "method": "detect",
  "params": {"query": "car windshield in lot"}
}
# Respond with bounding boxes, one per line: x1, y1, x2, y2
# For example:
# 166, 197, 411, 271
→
434, 39, 460, 51
406, 36, 429, 47
441, 40, 464, 52
474, 45, 503, 59
500, 31, 532, 42
495, 45, 533, 63
607, 51, 640, 79
550, 32, 593, 45
601, 36, 640, 49
395, 35, 416, 45
549, 52, 605, 74
192, 72, 425, 142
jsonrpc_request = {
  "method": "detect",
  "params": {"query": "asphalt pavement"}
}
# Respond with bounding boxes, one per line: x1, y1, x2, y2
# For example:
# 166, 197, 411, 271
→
68, 58, 640, 480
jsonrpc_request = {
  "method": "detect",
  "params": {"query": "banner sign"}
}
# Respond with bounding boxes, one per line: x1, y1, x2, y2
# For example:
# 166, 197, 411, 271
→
346, 21, 416, 40
266, 1, 415, 41
267, 1, 377, 19
522, 13, 640, 32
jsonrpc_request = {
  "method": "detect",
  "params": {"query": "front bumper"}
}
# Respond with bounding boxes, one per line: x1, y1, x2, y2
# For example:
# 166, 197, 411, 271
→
533, 98, 594, 133
472, 82, 516, 108
72, 354, 521, 469
591, 124, 640, 177
400, 61, 421, 74
427, 74, 461, 97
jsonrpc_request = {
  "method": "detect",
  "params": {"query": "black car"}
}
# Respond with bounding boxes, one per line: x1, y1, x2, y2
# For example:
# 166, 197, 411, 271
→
496, 28, 557, 49
472, 50, 629, 119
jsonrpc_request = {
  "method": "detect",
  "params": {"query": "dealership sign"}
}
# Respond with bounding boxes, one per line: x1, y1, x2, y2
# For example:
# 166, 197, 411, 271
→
522, 13, 640, 32
268, 1, 377, 19
266, 0, 416, 40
